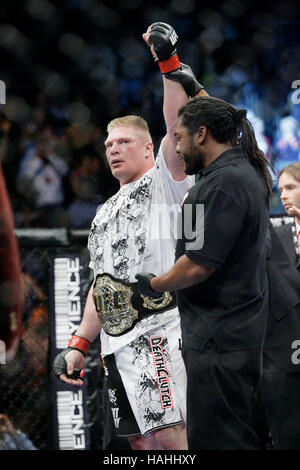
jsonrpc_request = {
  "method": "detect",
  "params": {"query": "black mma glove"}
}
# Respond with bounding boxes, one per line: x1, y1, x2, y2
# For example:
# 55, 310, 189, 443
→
53, 334, 90, 381
53, 349, 84, 381
149, 22, 204, 97
135, 272, 162, 298
150, 22, 178, 62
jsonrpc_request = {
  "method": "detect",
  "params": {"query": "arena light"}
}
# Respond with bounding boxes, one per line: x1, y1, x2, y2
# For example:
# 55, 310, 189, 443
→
58, 33, 86, 60
3, 96, 31, 124
25, 0, 56, 21
66, 102, 91, 128
171, 0, 195, 14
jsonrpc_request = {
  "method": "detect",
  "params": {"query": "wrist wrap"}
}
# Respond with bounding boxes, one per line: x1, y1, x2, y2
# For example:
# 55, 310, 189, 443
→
158, 53, 181, 74
68, 335, 91, 357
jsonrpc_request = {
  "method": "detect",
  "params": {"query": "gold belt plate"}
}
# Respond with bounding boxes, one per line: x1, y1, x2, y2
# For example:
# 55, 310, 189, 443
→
93, 275, 138, 336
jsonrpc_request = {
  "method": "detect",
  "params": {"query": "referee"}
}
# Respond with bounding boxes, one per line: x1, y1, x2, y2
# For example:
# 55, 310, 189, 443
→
136, 96, 272, 449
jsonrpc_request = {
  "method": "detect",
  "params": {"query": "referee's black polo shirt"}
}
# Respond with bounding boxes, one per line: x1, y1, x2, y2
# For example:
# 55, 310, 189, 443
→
175, 146, 269, 352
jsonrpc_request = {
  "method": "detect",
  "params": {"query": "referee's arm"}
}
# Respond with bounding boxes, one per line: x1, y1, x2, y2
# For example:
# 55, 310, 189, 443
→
150, 254, 215, 293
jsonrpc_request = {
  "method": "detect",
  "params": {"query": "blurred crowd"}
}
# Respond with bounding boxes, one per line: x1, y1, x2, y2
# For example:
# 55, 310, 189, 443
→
0, 106, 119, 228
0, 0, 300, 227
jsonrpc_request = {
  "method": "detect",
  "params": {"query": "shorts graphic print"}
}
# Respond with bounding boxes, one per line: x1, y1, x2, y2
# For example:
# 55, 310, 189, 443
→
114, 324, 183, 436
103, 354, 140, 437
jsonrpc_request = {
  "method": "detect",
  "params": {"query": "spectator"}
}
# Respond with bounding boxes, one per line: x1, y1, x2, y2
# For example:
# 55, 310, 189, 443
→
249, 112, 273, 163
16, 134, 69, 227
67, 148, 103, 228
0, 414, 37, 450
273, 116, 300, 173
253, 164, 300, 449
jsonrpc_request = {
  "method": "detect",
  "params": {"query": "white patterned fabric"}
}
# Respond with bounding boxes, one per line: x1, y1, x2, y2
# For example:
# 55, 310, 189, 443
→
114, 314, 187, 435
88, 144, 194, 356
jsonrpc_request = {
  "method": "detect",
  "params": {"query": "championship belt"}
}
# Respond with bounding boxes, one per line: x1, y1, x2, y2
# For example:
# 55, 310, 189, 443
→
93, 273, 177, 336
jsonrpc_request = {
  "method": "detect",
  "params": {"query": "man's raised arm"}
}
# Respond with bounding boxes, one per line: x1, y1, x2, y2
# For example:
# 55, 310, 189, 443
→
143, 22, 208, 181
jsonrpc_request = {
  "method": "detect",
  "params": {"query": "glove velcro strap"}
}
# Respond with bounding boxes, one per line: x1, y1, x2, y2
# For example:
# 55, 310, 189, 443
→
158, 53, 181, 74
68, 335, 91, 357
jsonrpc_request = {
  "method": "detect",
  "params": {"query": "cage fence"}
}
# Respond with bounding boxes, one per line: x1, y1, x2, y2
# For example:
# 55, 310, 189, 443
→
0, 229, 103, 450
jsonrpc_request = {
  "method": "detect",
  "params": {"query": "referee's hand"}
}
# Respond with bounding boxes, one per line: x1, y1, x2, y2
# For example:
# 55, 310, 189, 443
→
135, 272, 161, 298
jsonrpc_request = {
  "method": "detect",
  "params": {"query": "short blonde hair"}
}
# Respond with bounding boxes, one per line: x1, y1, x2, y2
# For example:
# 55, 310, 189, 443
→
107, 115, 152, 141
279, 162, 300, 183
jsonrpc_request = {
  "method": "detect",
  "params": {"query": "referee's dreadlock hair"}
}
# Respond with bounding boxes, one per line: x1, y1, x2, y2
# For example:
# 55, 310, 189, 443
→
178, 96, 273, 195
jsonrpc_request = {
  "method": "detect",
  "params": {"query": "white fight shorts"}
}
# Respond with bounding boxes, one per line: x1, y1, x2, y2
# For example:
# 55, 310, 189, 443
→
103, 314, 187, 437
